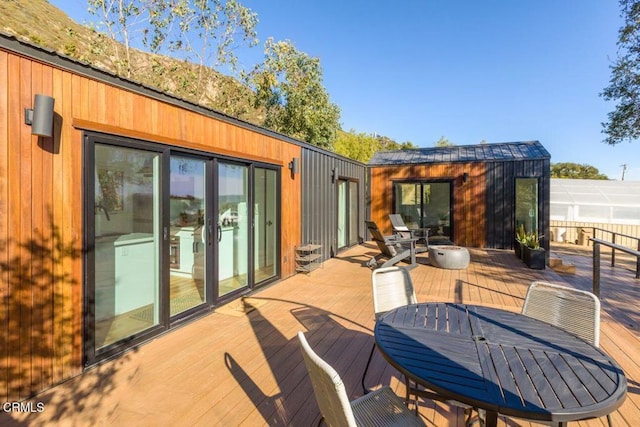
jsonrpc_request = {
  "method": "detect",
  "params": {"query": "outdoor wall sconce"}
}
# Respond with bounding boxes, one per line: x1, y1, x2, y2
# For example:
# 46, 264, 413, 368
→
462, 172, 469, 183
24, 94, 55, 137
288, 157, 299, 175
331, 167, 337, 183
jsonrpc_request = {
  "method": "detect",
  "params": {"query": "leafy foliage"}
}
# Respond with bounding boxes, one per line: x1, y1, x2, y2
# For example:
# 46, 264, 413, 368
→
87, 0, 258, 103
434, 136, 455, 147
1, 0, 414, 154
248, 38, 341, 149
550, 162, 609, 179
332, 131, 414, 162
601, 0, 640, 145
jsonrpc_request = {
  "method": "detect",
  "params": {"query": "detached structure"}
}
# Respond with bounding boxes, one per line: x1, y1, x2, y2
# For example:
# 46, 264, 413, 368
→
0, 33, 366, 400
368, 141, 551, 249
0, 32, 552, 403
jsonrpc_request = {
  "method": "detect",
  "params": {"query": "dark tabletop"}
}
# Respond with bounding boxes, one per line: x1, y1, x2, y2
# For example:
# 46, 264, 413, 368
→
374, 303, 627, 424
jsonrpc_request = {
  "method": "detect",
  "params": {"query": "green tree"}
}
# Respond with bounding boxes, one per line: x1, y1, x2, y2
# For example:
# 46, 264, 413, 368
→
87, 0, 258, 90
550, 162, 609, 179
249, 38, 341, 149
333, 130, 380, 162
376, 135, 416, 151
334, 131, 416, 162
435, 136, 455, 147
601, 0, 640, 145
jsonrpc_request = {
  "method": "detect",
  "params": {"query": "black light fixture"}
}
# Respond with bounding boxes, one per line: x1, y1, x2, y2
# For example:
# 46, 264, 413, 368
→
288, 157, 299, 174
462, 172, 469, 183
25, 94, 55, 137
331, 167, 337, 183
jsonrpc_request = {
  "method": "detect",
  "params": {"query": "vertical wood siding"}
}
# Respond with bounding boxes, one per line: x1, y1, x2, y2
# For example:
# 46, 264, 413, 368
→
369, 163, 487, 248
485, 159, 551, 250
0, 48, 302, 400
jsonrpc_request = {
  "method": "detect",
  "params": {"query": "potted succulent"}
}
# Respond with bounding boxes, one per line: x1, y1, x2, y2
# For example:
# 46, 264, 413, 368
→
514, 224, 526, 260
523, 231, 545, 269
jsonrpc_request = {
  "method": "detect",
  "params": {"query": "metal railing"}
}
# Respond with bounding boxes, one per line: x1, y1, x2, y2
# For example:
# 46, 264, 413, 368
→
590, 237, 640, 297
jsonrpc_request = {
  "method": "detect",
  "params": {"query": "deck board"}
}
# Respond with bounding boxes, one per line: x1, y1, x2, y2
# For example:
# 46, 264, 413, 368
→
0, 242, 638, 426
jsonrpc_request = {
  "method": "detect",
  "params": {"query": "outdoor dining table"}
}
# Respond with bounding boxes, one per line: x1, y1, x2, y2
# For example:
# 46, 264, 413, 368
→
374, 302, 627, 427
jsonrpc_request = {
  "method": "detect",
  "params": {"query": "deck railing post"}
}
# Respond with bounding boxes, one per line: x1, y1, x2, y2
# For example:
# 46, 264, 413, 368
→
637, 240, 640, 279
593, 241, 601, 298
611, 233, 616, 267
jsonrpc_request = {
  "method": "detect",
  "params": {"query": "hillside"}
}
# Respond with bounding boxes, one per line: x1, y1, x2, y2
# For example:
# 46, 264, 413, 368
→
0, 0, 264, 124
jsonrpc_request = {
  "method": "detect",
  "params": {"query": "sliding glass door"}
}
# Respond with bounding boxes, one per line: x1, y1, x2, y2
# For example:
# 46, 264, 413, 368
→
337, 179, 359, 250
86, 135, 281, 364
254, 167, 278, 283
218, 162, 249, 296
169, 156, 207, 316
91, 142, 162, 353
394, 181, 452, 243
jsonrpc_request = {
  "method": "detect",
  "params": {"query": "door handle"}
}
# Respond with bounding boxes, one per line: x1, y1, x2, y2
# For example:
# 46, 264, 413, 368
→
217, 223, 222, 242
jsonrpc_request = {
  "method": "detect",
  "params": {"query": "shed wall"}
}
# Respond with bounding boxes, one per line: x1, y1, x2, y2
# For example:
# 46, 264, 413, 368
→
301, 149, 367, 260
0, 44, 303, 400
369, 162, 487, 248
485, 159, 551, 250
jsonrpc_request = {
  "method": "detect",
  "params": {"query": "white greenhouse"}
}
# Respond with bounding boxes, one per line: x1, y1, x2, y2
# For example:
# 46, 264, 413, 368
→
550, 179, 640, 225
550, 178, 640, 246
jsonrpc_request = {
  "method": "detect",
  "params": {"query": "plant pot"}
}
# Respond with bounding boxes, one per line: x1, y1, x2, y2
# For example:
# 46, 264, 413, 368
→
523, 246, 546, 269
514, 240, 524, 260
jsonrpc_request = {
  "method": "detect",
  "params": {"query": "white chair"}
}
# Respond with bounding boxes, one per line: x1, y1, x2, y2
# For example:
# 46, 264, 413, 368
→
361, 267, 475, 422
521, 281, 611, 427
297, 331, 424, 427
522, 281, 600, 347
361, 266, 417, 394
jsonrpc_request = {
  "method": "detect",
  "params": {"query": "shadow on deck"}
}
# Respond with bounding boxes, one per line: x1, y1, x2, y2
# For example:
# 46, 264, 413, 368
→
1, 243, 638, 426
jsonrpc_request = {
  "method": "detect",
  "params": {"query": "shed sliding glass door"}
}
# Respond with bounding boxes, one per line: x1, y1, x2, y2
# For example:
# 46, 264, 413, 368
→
86, 135, 280, 365
394, 181, 452, 243
90, 142, 162, 355
337, 179, 359, 250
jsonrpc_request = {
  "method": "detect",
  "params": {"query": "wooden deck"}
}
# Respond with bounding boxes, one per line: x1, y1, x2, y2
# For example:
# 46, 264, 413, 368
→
1, 243, 638, 426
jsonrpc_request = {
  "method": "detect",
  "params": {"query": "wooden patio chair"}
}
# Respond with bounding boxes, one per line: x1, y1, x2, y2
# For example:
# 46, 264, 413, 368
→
365, 220, 418, 269
388, 213, 429, 251
522, 281, 611, 427
297, 331, 424, 427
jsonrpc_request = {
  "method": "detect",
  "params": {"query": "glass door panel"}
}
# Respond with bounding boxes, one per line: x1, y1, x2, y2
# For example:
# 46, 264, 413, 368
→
169, 156, 206, 316
394, 182, 421, 227
254, 168, 278, 283
337, 179, 359, 249
93, 144, 161, 350
349, 181, 359, 245
218, 162, 249, 296
337, 180, 347, 248
423, 182, 451, 243
516, 178, 539, 233
394, 181, 452, 242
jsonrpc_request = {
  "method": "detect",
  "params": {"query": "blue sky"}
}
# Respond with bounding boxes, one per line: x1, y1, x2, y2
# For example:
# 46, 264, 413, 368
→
52, 0, 640, 180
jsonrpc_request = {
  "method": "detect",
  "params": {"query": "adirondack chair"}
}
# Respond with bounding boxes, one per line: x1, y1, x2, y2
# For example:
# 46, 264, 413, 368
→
388, 213, 429, 252
365, 220, 418, 269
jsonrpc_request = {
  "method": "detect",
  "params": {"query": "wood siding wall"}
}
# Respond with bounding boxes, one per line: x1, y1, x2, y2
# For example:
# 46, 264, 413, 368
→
369, 163, 487, 247
0, 48, 302, 400
370, 159, 550, 250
